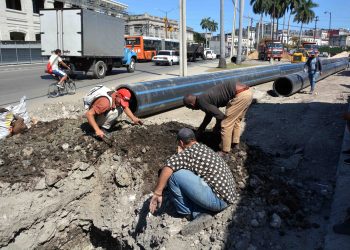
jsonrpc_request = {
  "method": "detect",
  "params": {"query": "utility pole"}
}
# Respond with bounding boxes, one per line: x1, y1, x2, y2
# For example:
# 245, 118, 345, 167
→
218, 0, 227, 68
256, 14, 262, 50
324, 11, 332, 42
236, 0, 244, 64
246, 16, 253, 56
179, 0, 187, 76
313, 16, 319, 42
230, 0, 238, 57
246, 15, 250, 56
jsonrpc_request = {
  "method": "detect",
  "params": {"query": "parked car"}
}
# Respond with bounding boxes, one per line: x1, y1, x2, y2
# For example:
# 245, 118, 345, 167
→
152, 50, 179, 66
204, 50, 217, 60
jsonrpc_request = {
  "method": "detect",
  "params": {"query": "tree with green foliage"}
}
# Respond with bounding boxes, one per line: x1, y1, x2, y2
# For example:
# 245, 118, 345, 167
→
193, 32, 206, 44
200, 17, 211, 47
293, 0, 318, 47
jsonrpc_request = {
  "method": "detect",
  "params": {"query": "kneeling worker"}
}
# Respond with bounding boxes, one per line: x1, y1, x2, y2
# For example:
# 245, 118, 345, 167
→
84, 86, 142, 138
183, 81, 253, 156
149, 128, 236, 219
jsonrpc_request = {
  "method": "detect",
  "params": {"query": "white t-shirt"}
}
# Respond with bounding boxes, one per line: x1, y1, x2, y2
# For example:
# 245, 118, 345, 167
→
49, 54, 62, 71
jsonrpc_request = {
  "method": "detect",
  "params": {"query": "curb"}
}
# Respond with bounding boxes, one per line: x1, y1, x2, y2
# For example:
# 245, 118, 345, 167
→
325, 110, 350, 249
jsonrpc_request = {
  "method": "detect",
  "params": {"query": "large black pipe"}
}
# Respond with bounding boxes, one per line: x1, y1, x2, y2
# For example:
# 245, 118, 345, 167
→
119, 63, 306, 117
273, 57, 348, 97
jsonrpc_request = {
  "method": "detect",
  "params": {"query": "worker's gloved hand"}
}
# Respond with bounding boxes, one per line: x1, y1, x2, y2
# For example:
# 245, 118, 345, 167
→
96, 129, 105, 138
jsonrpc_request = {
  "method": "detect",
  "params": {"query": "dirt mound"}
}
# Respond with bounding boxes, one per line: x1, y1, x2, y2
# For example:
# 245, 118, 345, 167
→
332, 51, 349, 58
0, 119, 331, 249
248, 51, 258, 60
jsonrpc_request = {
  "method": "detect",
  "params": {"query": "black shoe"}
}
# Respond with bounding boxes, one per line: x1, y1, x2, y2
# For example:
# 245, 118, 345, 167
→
343, 149, 350, 155
344, 158, 350, 165
333, 219, 350, 235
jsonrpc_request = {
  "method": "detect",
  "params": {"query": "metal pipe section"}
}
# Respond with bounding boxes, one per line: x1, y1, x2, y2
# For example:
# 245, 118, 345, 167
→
119, 63, 305, 117
273, 57, 348, 97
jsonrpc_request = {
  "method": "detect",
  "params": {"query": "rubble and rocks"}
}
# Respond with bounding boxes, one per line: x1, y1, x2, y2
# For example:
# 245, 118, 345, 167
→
0, 119, 334, 249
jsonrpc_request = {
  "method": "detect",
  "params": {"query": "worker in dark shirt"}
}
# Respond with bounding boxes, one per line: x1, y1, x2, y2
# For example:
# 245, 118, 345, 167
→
183, 81, 253, 156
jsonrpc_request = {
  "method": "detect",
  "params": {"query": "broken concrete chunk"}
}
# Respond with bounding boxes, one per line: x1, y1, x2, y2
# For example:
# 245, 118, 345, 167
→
22, 147, 34, 157
0, 159, 4, 166
44, 169, 64, 187
81, 169, 94, 179
61, 143, 70, 151
34, 178, 47, 190
114, 167, 131, 187
72, 161, 89, 171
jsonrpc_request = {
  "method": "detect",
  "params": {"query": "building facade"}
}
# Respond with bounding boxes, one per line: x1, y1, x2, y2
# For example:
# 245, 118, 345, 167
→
125, 13, 194, 42
329, 35, 350, 48
0, 0, 127, 41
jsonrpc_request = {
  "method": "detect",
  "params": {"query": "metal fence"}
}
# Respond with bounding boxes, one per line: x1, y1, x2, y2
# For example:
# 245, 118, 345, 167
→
0, 41, 45, 65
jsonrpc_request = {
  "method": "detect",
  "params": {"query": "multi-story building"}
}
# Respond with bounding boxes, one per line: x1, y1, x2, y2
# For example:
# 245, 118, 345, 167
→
0, 0, 127, 41
125, 13, 194, 42
329, 35, 350, 48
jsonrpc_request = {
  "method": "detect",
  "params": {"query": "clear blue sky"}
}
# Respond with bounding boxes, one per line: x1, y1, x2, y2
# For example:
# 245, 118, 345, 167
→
122, 0, 349, 34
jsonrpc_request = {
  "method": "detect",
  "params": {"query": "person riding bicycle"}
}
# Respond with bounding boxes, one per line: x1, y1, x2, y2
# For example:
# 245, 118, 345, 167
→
47, 49, 70, 89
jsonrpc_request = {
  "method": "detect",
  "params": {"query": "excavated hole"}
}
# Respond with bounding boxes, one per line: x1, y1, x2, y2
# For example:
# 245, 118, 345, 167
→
0, 119, 329, 249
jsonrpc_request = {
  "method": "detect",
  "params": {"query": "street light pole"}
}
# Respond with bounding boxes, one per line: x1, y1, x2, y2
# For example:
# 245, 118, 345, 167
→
218, 0, 227, 68
179, 0, 187, 76
236, 0, 244, 64
230, 0, 238, 58
313, 16, 319, 43
324, 11, 331, 54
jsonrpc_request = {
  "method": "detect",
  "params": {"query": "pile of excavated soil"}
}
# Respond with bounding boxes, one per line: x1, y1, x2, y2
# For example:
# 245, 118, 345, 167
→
332, 51, 349, 58
0, 119, 331, 249
248, 51, 258, 60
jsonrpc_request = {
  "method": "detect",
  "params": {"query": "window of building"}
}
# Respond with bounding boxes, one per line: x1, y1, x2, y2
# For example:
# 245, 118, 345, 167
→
53, 1, 64, 9
10, 32, 25, 41
32, 0, 44, 14
35, 33, 41, 41
6, 0, 22, 11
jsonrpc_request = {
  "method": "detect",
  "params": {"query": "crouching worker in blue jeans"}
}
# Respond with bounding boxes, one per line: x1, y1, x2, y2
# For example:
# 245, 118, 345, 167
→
149, 128, 236, 220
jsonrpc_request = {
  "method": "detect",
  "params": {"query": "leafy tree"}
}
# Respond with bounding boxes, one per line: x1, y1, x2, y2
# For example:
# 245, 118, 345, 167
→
293, 0, 318, 47
208, 19, 218, 33
200, 17, 211, 47
193, 32, 206, 44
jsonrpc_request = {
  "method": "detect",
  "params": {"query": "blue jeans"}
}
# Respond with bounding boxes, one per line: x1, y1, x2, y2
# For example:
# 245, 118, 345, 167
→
308, 71, 319, 92
168, 169, 228, 218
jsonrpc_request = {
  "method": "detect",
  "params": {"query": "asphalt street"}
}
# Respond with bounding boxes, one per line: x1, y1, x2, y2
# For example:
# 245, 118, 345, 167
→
0, 60, 214, 106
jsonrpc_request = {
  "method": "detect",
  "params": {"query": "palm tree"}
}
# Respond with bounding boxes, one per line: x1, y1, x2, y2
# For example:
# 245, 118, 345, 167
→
208, 20, 218, 34
200, 17, 211, 47
286, 0, 302, 46
293, 0, 318, 47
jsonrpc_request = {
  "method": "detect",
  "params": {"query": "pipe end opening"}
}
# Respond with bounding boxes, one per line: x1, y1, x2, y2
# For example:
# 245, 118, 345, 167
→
273, 77, 293, 97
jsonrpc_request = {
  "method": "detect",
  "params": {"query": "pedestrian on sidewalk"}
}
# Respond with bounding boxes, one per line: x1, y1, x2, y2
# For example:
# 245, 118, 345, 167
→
84, 86, 142, 138
149, 128, 235, 220
305, 50, 322, 95
183, 81, 253, 157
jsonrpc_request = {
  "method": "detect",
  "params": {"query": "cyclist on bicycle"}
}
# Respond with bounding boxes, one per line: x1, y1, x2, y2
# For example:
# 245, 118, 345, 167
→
47, 49, 70, 89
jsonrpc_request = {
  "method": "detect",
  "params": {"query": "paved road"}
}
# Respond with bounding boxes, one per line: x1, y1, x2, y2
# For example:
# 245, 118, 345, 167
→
0, 60, 215, 106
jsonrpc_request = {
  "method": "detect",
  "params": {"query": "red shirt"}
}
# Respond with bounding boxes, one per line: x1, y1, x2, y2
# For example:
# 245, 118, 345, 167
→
91, 92, 129, 115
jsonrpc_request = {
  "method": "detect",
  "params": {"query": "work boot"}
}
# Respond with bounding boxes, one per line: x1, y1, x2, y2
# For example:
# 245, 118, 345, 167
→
333, 218, 350, 235
344, 158, 350, 165
342, 149, 350, 155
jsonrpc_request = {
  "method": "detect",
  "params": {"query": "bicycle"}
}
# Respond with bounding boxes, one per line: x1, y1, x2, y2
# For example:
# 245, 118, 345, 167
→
47, 69, 76, 98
